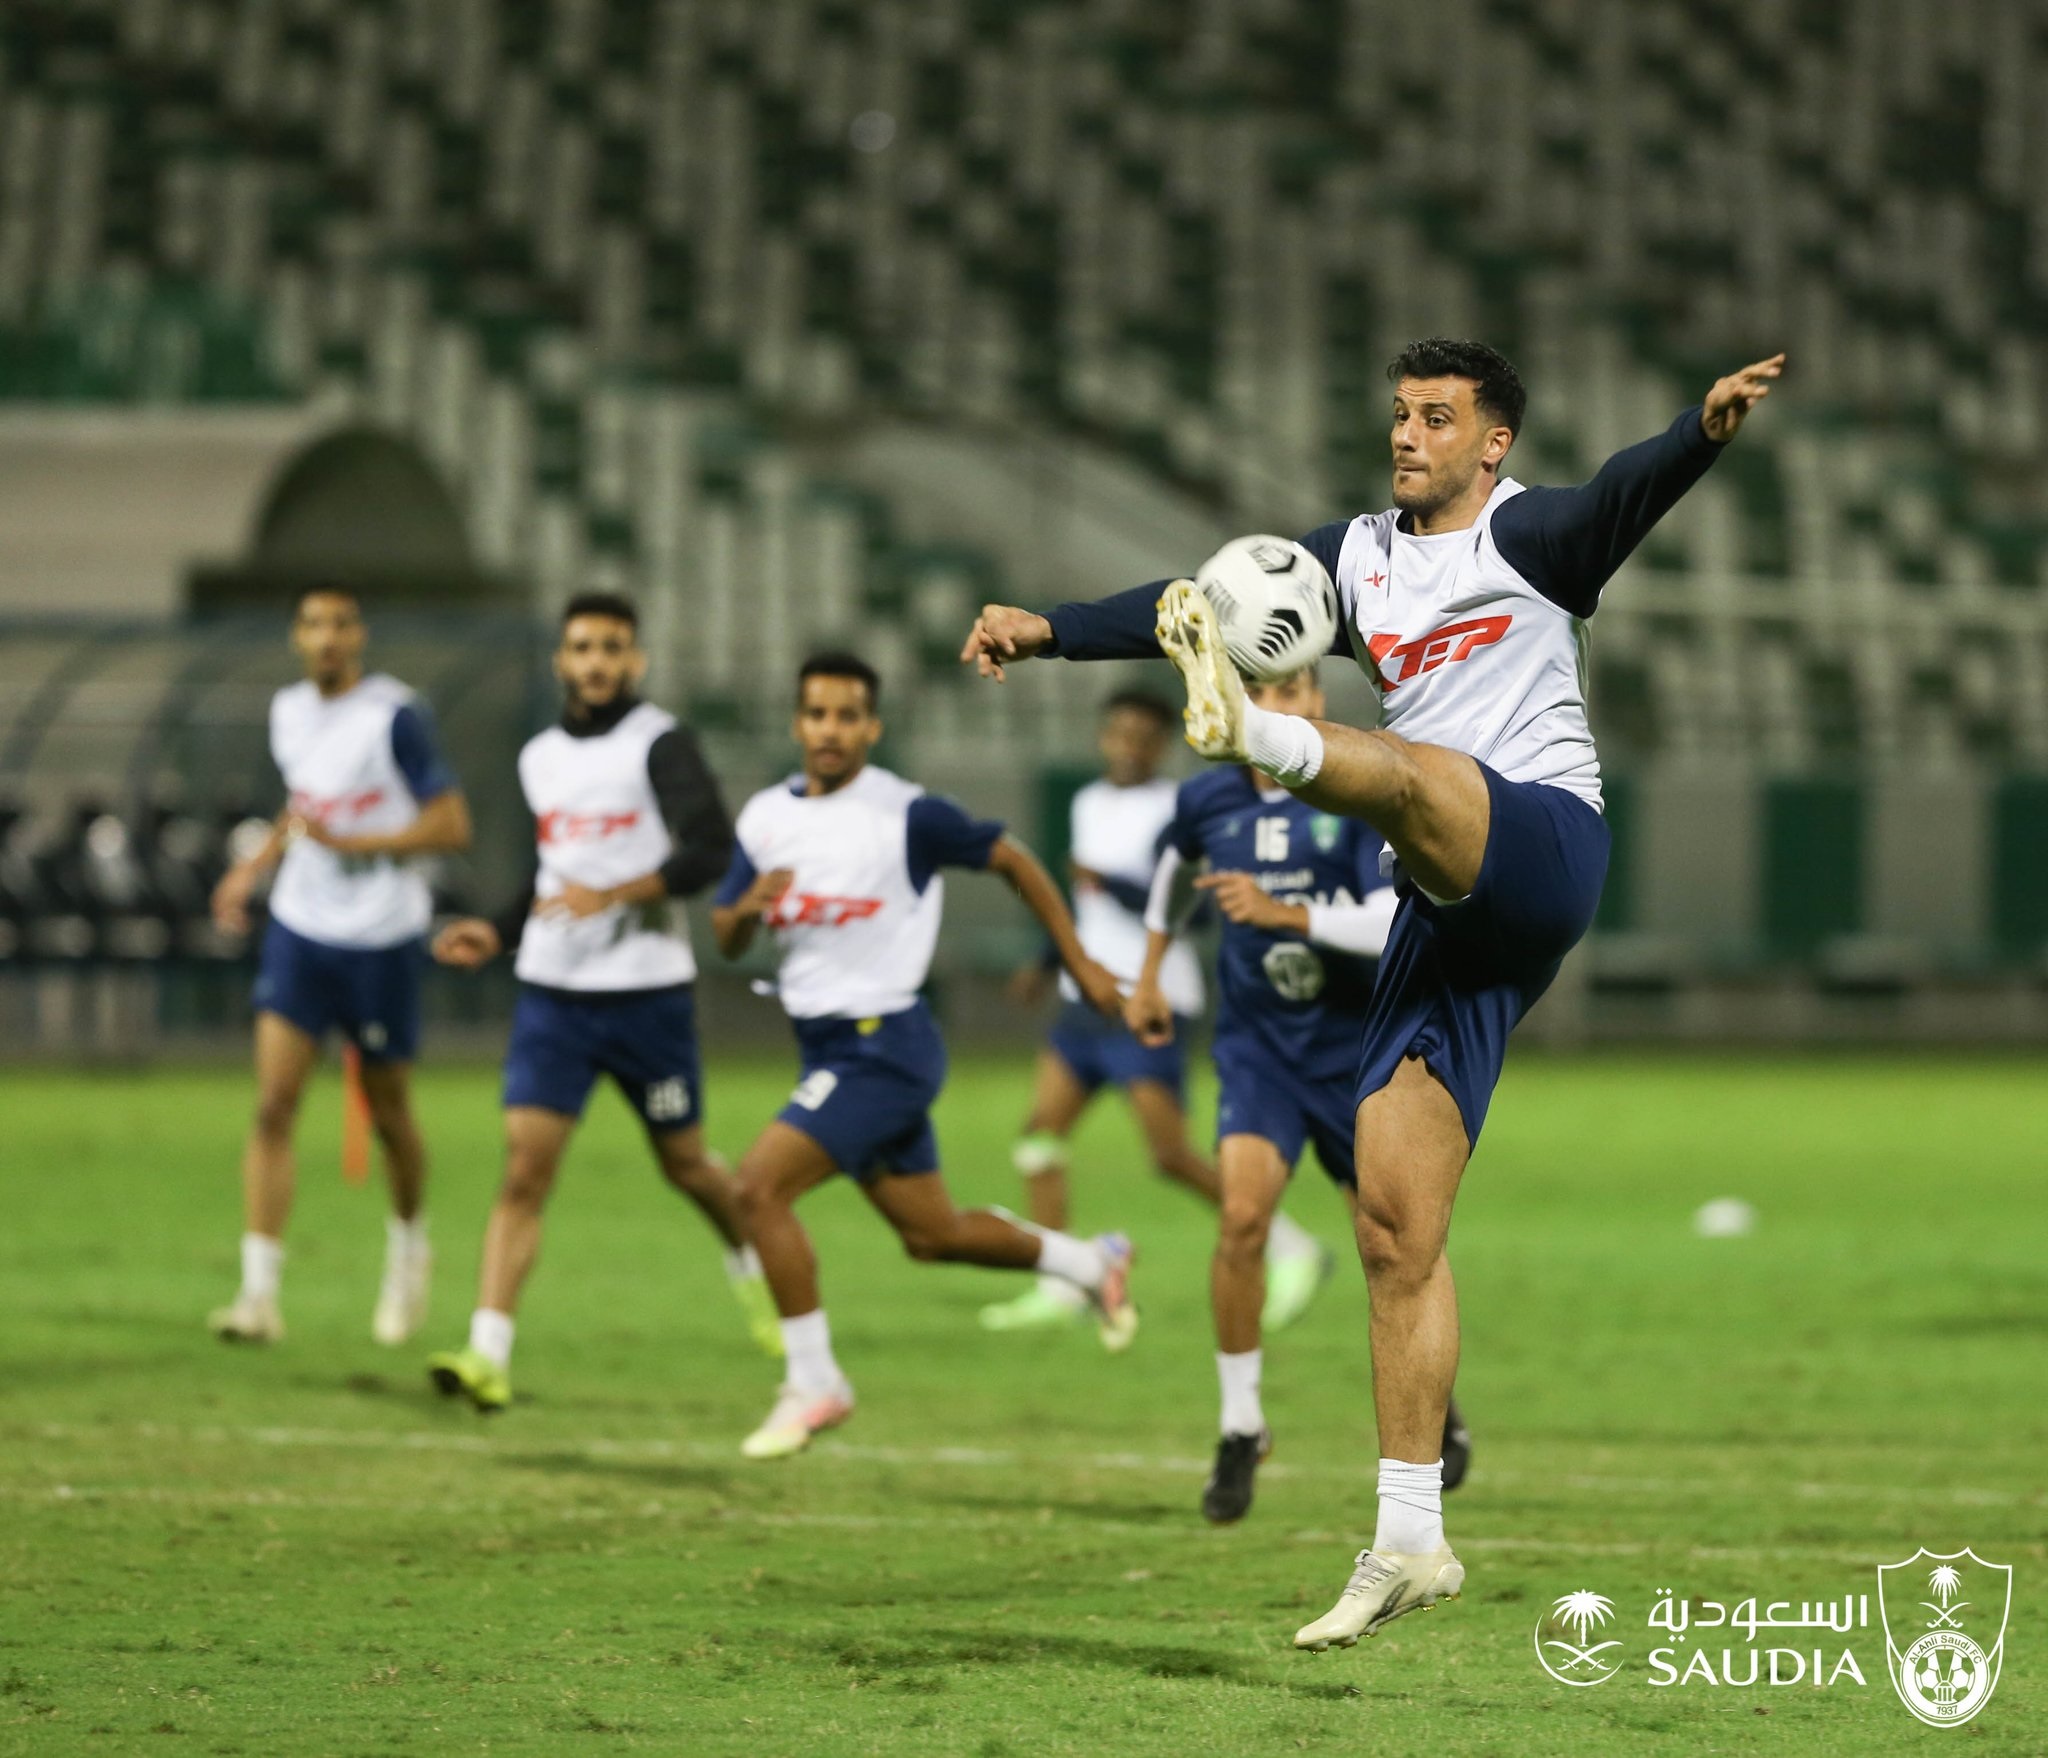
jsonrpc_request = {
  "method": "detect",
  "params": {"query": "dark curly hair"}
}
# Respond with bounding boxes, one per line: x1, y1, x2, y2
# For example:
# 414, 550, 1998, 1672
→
1387, 338, 1526, 435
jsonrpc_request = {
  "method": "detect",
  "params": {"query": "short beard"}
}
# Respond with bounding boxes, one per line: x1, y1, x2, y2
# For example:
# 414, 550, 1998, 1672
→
1391, 459, 1482, 522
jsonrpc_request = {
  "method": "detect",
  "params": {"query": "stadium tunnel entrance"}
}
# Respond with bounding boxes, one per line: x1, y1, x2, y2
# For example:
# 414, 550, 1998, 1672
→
188, 425, 520, 613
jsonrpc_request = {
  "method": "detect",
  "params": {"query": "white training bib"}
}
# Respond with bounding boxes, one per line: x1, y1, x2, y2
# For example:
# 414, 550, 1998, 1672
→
514, 702, 698, 992
1334, 479, 1604, 809
732, 766, 942, 1021
1061, 777, 1204, 1014
267, 674, 434, 948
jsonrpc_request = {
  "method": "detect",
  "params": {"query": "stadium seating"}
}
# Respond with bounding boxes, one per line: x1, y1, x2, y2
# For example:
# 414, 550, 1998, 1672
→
4, 0, 2048, 1008
3, 1, 2045, 628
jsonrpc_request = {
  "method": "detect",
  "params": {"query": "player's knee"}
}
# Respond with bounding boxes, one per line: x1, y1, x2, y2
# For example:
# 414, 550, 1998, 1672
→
252, 1087, 301, 1139
897, 1222, 950, 1263
657, 1147, 713, 1193
1353, 1192, 1426, 1281
365, 1092, 413, 1143
1217, 1198, 1271, 1261
1011, 1131, 1065, 1177
734, 1159, 782, 1228
500, 1152, 554, 1210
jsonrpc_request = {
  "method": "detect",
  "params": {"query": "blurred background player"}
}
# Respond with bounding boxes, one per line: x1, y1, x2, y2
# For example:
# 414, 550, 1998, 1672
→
207, 584, 472, 1345
711, 652, 1136, 1459
426, 592, 772, 1412
981, 689, 1329, 1336
1126, 664, 1466, 1523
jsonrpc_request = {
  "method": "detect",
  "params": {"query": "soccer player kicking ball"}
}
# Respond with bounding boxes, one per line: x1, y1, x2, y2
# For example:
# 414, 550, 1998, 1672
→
984, 688, 1330, 1338
713, 652, 1138, 1460
208, 584, 472, 1346
1123, 664, 1468, 1523
426, 592, 775, 1412
963, 340, 1781, 1648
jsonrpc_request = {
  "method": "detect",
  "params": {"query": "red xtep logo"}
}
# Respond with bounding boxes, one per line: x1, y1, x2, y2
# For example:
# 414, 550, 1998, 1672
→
538, 809, 641, 844
768, 893, 885, 928
289, 787, 385, 823
1366, 615, 1512, 692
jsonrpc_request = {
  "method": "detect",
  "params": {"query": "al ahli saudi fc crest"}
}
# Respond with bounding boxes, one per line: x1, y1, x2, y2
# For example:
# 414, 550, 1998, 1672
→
1877, 1549, 2011, 1727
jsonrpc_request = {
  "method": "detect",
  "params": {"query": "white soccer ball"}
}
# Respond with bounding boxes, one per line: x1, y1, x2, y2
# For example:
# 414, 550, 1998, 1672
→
1194, 535, 1338, 681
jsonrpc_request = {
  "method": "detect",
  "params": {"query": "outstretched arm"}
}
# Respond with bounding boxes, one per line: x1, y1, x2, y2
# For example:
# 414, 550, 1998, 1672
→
1494, 354, 1784, 616
985, 835, 1124, 1016
961, 520, 1355, 679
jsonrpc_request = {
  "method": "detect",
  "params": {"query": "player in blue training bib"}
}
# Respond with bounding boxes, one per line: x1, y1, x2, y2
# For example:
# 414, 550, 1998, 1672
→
206, 583, 470, 1351
710, 652, 1139, 1461
1125, 665, 1468, 1524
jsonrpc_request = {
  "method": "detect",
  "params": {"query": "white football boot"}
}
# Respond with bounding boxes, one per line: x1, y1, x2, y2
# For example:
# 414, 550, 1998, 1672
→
208, 1292, 285, 1345
1154, 579, 1250, 761
372, 1233, 432, 1346
1294, 1547, 1466, 1651
740, 1379, 856, 1460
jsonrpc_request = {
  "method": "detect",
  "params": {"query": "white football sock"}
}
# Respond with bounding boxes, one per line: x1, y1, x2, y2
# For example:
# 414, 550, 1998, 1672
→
722, 1243, 763, 1280
1217, 1349, 1265, 1437
240, 1233, 283, 1301
469, 1308, 515, 1369
1243, 703, 1325, 787
780, 1309, 843, 1395
1029, 1227, 1107, 1293
386, 1213, 428, 1261
1265, 1210, 1318, 1261
1372, 1456, 1446, 1555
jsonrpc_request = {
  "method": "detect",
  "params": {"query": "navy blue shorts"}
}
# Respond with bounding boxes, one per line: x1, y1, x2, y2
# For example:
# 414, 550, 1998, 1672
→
254, 919, 425, 1064
502, 983, 703, 1133
1354, 767, 1609, 1146
1215, 1035, 1358, 1189
778, 1001, 947, 1182
1047, 1000, 1188, 1100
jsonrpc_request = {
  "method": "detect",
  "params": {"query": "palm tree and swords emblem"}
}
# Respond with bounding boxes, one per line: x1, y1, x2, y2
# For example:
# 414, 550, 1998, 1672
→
1536, 1590, 1624, 1684
1921, 1565, 1967, 1628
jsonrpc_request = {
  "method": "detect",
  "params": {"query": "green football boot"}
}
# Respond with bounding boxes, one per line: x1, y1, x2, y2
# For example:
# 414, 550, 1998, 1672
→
1262, 1243, 1335, 1332
979, 1279, 1089, 1332
730, 1271, 785, 1358
427, 1346, 511, 1414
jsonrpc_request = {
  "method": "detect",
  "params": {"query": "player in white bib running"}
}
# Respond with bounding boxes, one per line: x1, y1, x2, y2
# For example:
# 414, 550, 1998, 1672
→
208, 584, 473, 1346
712, 652, 1137, 1460
963, 339, 1782, 1648
425, 593, 775, 1412
981, 688, 1330, 1338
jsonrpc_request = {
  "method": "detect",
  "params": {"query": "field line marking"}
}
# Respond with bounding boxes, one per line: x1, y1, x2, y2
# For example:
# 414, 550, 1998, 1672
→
11, 1419, 2034, 1510
0, 1481, 1908, 1563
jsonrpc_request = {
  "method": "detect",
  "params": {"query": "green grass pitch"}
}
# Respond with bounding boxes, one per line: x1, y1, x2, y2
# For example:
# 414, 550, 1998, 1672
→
2, 1052, 2044, 1755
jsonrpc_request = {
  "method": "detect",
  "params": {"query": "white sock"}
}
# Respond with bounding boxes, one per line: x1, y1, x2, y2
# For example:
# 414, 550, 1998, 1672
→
1372, 1456, 1446, 1554
1217, 1349, 1264, 1437
722, 1243, 763, 1280
780, 1309, 843, 1395
1265, 1210, 1318, 1261
240, 1233, 283, 1301
1243, 703, 1325, 787
469, 1307, 515, 1369
386, 1213, 428, 1261
1030, 1228, 1107, 1293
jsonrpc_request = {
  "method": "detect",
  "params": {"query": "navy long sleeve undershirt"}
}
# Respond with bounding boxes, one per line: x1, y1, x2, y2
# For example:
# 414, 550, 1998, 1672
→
1040, 406, 1723, 658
